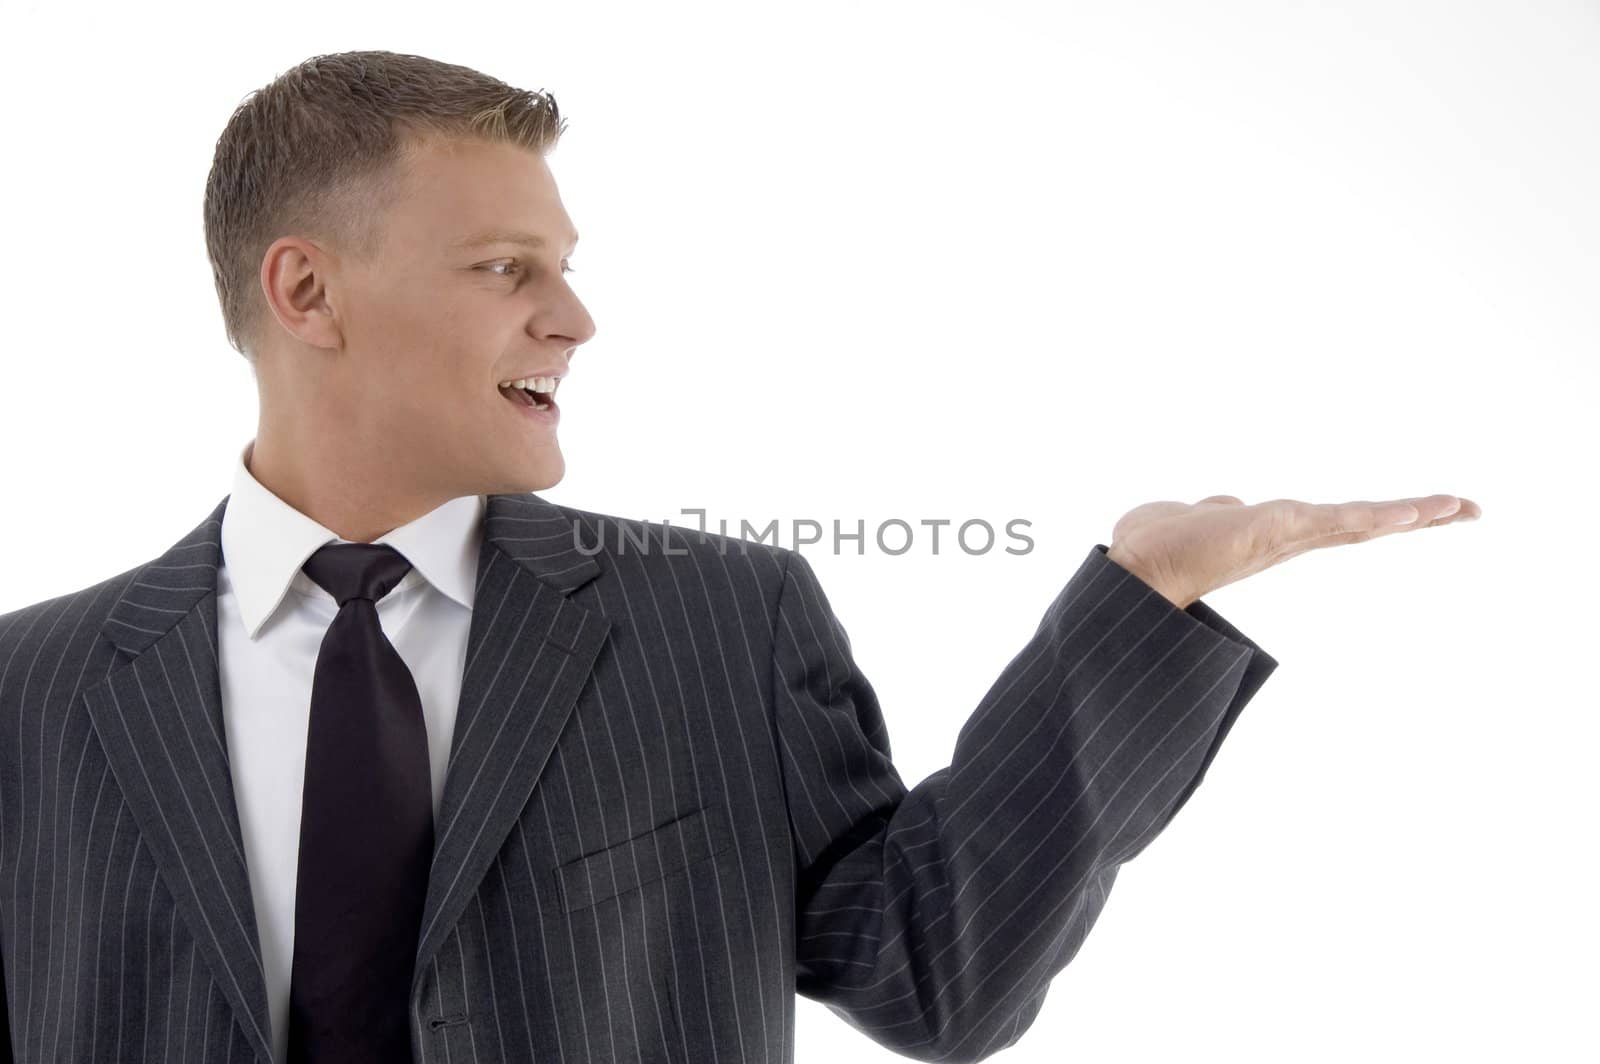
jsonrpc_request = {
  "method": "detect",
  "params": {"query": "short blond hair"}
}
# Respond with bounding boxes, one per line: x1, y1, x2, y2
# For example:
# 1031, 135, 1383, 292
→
202, 49, 565, 360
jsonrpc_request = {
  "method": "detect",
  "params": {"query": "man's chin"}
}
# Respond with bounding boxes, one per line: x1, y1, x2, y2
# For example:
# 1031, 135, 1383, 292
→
495, 456, 565, 496
528, 468, 565, 493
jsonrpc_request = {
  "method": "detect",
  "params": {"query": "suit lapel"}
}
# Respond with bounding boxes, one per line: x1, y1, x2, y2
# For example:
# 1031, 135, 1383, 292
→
79, 490, 611, 1064
81, 495, 276, 1063
410, 490, 611, 999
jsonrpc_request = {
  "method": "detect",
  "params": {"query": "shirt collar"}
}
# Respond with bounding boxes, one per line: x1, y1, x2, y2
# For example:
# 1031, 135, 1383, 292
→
220, 438, 487, 639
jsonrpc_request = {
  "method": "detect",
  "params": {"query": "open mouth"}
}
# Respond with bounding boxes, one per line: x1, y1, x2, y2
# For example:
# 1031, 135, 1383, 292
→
499, 383, 553, 410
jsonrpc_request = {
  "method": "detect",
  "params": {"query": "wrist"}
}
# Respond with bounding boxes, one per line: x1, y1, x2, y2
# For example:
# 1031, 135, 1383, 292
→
1106, 543, 1191, 610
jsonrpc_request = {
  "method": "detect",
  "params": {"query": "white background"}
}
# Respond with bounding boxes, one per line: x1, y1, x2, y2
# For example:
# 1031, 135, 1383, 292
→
1, 1, 1595, 1060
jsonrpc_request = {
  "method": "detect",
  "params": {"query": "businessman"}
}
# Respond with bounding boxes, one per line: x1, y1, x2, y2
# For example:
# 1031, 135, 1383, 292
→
0, 49, 1479, 1064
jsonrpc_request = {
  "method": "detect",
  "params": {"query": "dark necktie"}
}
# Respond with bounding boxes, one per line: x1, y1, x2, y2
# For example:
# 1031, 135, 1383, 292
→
288, 542, 434, 1063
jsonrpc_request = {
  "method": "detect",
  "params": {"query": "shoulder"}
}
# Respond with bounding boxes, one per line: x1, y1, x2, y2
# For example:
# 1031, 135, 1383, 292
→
0, 560, 146, 709
541, 498, 798, 607
0, 561, 144, 652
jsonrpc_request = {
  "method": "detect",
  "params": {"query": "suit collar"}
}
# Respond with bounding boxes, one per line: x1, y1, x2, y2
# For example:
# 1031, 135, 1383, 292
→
220, 439, 488, 637
97, 488, 604, 655
82, 489, 611, 1064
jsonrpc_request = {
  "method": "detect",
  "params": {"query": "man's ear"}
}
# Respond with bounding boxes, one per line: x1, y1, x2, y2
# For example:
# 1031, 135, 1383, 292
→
259, 234, 344, 351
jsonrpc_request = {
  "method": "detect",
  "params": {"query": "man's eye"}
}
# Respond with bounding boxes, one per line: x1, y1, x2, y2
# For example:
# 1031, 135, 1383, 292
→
482, 260, 576, 277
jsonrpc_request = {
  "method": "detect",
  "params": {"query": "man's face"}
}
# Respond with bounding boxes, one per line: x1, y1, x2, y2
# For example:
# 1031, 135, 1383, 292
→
322, 135, 594, 498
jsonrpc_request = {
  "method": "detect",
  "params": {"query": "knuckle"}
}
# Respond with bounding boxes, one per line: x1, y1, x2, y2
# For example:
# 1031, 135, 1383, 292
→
1260, 499, 1286, 534
1254, 500, 1293, 551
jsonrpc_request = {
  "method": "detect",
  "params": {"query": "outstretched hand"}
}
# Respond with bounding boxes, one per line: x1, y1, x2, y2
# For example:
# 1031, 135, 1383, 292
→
1105, 494, 1482, 609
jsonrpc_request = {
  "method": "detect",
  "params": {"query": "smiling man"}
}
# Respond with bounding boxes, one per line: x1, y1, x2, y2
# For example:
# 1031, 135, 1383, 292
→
0, 48, 1477, 1064
237, 116, 588, 543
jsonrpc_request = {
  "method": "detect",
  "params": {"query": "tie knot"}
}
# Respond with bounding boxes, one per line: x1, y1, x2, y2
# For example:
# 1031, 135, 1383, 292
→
301, 542, 414, 606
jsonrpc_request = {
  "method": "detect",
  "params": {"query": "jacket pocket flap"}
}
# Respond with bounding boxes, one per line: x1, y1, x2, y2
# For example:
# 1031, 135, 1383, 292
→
556, 803, 732, 913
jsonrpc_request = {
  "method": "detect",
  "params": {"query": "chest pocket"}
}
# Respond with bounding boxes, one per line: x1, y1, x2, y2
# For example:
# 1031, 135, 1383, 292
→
555, 802, 732, 913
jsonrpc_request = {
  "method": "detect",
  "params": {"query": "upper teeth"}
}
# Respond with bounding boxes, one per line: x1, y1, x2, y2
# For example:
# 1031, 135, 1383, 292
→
499, 376, 558, 393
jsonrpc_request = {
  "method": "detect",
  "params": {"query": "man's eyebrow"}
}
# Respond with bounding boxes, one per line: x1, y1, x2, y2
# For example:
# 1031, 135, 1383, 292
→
449, 229, 580, 252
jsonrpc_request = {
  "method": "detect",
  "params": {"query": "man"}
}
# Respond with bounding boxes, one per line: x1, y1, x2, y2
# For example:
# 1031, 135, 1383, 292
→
0, 49, 1478, 1064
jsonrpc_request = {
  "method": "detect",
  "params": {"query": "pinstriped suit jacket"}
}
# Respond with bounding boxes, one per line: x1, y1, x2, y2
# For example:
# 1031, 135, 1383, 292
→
0, 489, 1277, 1064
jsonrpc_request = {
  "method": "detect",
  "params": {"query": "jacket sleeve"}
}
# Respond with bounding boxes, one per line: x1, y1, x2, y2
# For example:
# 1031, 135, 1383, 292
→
2, 903, 11, 1064
773, 543, 1278, 1063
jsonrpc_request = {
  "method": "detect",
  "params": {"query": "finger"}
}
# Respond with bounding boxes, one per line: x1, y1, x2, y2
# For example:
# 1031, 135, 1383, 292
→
1379, 495, 1482, 527
1269, 494, 1459, 552
1271, 503, 1480, 562
1197, 495, 1245, 506
1330, 494, 1462, 535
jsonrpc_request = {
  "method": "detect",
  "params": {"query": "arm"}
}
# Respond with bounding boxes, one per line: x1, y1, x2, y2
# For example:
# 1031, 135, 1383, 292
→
774, 543, 1277, 1063
1, 947, 10, 1062
1, 728, 10, 1064
2, 904, 11, 1064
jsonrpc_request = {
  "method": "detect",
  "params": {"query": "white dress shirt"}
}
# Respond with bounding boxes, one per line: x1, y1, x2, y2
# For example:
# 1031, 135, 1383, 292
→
216, 438, 486, 1064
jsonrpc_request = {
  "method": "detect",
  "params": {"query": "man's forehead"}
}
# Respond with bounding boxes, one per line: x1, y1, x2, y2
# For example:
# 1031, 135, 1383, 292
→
449, 226, 580, 252
398, 137, 577, 252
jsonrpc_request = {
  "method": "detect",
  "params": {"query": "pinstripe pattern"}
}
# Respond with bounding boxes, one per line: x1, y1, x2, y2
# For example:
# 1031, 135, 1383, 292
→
0, 490, 1276, 1063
